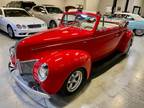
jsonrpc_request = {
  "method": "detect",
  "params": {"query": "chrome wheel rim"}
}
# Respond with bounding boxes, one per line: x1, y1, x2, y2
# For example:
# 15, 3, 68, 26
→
66, 70, 83, 93
135, 29, 144, 36
8, 27, 13, 37
8, 62, 15, 72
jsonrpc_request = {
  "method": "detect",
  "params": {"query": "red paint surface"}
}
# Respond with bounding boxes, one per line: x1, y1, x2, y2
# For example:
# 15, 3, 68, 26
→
13, 11, 133, 94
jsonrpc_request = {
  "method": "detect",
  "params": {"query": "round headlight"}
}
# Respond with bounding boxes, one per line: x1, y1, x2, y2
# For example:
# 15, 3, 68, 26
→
38, 63, 48, 82
22, 25, 27, 29
16, 24, 22, 29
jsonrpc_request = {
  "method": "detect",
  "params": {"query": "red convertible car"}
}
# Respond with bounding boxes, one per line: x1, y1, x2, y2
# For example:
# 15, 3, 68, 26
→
9, 11, 133, 97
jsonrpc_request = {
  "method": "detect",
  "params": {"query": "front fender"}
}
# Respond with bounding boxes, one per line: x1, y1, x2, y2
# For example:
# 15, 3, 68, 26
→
33, 50, 91, 94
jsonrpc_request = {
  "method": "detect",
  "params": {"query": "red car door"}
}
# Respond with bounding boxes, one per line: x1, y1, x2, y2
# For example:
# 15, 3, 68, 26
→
86, 27, 122, 61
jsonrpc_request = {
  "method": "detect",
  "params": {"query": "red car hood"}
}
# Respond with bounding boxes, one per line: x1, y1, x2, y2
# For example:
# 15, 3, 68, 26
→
18, 26, 92, 47
16, 26, 93, 61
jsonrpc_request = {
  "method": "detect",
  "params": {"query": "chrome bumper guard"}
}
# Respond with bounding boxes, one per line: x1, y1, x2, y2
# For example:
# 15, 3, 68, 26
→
8, 55, 50, 99
9, 61, 50, 99
11, 70, 50, 99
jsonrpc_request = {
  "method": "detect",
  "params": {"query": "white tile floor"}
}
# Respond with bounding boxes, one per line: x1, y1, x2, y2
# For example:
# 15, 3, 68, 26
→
0, 30, 144, 108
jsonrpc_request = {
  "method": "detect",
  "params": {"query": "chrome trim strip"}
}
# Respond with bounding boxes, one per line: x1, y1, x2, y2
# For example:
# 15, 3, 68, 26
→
32, 30, 121, 51
20, 59, 38, 63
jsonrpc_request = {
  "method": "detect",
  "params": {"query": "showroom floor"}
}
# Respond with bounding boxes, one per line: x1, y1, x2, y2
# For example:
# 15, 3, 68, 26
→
0, 30, 144, 108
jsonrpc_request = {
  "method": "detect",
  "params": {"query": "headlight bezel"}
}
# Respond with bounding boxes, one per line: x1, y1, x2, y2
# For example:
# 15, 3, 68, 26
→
38, 63, 49, 82
16, 24, 27, 29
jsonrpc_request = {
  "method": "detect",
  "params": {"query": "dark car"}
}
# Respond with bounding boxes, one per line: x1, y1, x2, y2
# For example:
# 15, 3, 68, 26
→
6, 1, 36, 11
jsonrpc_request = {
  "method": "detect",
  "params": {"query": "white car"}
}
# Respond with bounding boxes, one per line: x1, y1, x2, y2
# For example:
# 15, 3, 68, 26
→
30, 5, 63, 28
112, 12, 144, 36
0, 8, 47, 38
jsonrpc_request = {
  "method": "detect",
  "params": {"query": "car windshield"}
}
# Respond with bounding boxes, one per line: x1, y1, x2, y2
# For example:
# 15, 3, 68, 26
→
46, 7, 63, 14
62, 14, 96, 31
22, 2, 36, 10
131, 14, 143, 20
4, 9, 31, 17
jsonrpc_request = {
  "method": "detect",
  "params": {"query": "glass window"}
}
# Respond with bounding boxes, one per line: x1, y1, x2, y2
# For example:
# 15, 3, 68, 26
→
4, 9, 31, 17
33, 6, 47, 14
126, 15, 134, 20
46, 7, 63, 14
62, 14, 96, 31
22, 2, 36, 10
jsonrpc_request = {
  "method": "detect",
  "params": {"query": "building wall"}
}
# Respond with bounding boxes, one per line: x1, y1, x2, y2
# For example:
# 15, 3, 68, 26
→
85, 0, 100, 11
64, 0, 85, 7
98, 0, 113, 14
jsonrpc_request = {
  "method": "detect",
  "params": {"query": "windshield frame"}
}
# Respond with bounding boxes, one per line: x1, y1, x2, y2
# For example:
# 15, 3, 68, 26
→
4, 9, 32, 17
61, 12, 98, 31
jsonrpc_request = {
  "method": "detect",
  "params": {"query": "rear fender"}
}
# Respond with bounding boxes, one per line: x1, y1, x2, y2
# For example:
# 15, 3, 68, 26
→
33, 50, 91, 94
117, 30, 133, 53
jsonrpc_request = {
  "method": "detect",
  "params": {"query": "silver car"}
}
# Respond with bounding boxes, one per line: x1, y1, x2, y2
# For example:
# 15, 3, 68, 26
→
30, 5, 63, 28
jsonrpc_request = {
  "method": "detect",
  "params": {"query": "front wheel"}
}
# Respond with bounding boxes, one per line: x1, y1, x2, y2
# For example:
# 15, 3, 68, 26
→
134, 29, 144, 36
59, 68, 86, 96
49, 21, 57, 29
7, 26, 15, 38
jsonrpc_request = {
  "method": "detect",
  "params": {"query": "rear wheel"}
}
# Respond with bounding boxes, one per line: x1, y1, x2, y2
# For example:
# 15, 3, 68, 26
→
49, 21, 57, 29
59, 68, 86, 96
7, 25, 15, 38
134, 29, 144, 36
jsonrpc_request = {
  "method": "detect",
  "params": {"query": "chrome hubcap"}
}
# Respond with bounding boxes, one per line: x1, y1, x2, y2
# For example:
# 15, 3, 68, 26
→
67, 70, 83, 92
50, 22, 56, 28
8, 27, 13, 37
135, 29, 144, 36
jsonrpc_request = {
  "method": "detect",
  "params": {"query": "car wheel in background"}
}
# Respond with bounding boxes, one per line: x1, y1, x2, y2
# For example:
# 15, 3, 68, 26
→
134, 29, 144, 36
7, 25, 15, 38
49, 21, 57, 29
59, 68, 87, 96
123, 38, 133, 55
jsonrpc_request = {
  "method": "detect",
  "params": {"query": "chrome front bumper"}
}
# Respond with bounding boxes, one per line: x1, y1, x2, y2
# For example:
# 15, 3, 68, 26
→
9, 45, 50, 99
9, 61, 50, 99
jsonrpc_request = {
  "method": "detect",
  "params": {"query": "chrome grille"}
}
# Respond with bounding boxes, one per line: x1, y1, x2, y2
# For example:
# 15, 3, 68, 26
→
28, 24, 41, 28
19, 60, 36, 74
